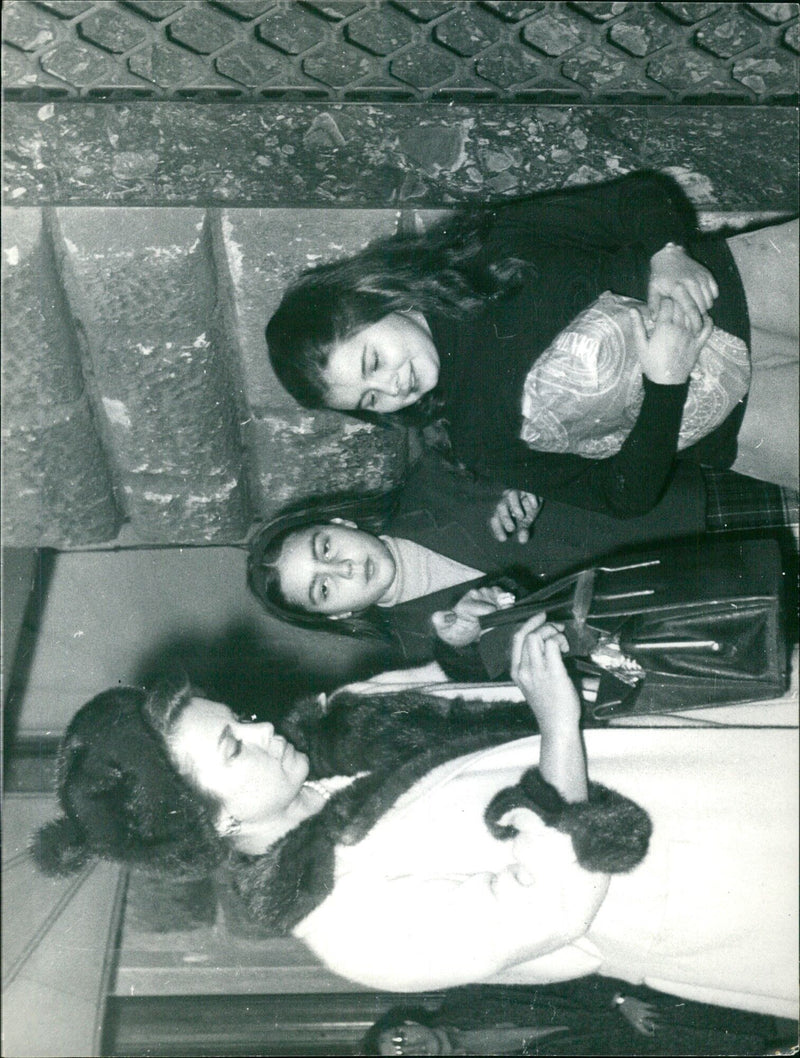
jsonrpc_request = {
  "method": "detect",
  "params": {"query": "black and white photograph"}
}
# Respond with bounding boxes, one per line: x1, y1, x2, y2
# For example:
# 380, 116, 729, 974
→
2, 2, 799, 1055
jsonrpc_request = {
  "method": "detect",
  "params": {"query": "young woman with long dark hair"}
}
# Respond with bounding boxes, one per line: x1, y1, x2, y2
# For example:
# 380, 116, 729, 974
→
267, 171, 798, 517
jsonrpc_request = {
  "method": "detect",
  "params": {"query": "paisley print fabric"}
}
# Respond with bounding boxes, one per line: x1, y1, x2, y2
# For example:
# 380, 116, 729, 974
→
520, 292, 750, 459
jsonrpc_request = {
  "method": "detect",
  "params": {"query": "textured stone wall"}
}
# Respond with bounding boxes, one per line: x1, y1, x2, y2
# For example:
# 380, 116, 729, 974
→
2, 5, 798, 547
4, 102, 798, 209
2, 201, 410, 545
2, 209, 121, 545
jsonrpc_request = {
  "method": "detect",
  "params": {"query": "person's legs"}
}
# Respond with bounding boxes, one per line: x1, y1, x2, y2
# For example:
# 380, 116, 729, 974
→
726, 218, 799, 338
730, 326, 799, 489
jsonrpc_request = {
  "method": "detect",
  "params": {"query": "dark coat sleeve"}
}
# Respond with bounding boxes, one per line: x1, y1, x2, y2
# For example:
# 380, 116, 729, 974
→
482, 169, 697, 258
480, 378, 693, 518
382, 576, 486, 666
393, 449, 707, 579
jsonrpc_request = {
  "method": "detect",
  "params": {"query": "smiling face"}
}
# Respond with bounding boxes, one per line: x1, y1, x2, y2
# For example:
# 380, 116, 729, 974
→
167, 698, 309, 829
320, 311, 440, 413
275, 522, 396, 616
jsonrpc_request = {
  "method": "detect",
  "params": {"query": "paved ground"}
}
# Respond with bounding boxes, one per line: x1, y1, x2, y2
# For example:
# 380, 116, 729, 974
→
3, 1, 798, 103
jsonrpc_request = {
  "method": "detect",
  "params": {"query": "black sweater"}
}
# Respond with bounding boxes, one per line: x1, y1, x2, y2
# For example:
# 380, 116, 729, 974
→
429, 171, 750, 518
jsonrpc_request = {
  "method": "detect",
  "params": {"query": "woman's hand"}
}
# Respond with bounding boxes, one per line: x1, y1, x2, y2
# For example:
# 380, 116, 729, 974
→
511, 614, 588, 803
648, 242, 718, 333
490, 489, 542, 544
510, 614, 577, 730
632, 299, 713, 385
616, 996, 659, 1037
431, 585, 516, 649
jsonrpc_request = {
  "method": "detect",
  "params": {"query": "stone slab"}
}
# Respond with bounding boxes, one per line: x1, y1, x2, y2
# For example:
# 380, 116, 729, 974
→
2, 209, 85, 412
53, 207, 249, 541
245, 411, 407, 517
214, 206, 409, 513
2, 208, 121, 546
217, 207, 401, 411
4, 103, 798, 213
2, 399, 124, 547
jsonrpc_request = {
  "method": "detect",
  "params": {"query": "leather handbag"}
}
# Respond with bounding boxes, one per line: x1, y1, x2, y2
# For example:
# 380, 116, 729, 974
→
477, 537, 788, 722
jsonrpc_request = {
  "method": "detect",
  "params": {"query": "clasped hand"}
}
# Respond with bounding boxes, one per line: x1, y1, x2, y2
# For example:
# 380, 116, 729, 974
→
631, 297, 713, 386
510, 613, 579, 730
641, 243, 717, 384
490, 489, 542, 543
648, 242, 718, 333
433, 602, 581, 731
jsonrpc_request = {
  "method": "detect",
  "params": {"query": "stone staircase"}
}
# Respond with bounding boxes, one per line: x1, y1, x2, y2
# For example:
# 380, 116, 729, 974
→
3, 98, 799, 548
3, 203, 410, 546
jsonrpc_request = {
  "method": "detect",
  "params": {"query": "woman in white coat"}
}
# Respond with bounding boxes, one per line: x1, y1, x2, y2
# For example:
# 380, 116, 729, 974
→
35, 618, 798, 1019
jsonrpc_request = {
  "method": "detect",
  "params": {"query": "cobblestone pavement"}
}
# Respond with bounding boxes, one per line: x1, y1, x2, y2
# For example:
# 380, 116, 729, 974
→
3, 1, 798, 104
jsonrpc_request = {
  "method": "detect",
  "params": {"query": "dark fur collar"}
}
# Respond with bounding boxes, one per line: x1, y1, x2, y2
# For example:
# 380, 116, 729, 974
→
280, 687, 536, 777
230, 730, 514, 933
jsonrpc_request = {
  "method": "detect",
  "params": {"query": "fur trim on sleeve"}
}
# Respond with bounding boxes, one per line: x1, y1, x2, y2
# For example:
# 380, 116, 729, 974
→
485, 767, 652, 873
31, 817, 92, 877
230, 731, 521, 933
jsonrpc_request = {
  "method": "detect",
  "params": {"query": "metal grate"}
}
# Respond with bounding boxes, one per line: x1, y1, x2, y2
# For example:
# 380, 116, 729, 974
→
2, 0, 798, 103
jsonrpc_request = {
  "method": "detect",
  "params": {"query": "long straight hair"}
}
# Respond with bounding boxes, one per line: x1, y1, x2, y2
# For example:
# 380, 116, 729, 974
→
247, 483, 405, 641
266, 206, 527, 411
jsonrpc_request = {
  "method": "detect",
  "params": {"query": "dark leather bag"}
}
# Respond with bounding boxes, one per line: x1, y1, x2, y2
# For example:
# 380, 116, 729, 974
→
477, 537, 788, 722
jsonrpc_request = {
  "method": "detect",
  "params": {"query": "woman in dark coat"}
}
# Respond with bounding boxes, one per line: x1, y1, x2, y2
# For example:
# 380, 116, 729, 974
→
246, 444, 710, 677
267, 171, 798, 512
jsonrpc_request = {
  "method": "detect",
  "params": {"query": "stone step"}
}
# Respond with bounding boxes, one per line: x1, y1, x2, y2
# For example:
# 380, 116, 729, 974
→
2, 209, 121, 547
2, 205, 407, 546
54, 206, 250, 542
219, 207, 407, 511
2, 188, 796, 546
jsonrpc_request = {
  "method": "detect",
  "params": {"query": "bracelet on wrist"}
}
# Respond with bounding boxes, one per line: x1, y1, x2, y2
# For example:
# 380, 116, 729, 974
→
612, 993, 626, 1008
661, 241, 684, 253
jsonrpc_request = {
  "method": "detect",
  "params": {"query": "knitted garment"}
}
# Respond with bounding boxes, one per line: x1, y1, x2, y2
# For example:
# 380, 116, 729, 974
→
377, 534, 483, 606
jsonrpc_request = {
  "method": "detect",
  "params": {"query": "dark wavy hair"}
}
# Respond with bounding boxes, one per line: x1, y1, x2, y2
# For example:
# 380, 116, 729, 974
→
266, 206, 527, 412
31, 676, 228, 880
247, 483, 405, 642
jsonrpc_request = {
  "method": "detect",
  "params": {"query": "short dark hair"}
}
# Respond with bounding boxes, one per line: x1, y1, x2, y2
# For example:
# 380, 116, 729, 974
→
360, 1005, 442, 1056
